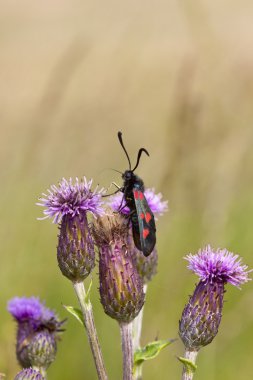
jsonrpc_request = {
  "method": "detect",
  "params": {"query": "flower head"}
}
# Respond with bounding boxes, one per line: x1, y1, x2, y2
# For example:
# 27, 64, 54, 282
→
179, 246, 251, 351
38, 177, 104, 281
109, 188, 168, 217
8, 297, 64, 369
37, 177, 105, 224
185, 245, 251, 287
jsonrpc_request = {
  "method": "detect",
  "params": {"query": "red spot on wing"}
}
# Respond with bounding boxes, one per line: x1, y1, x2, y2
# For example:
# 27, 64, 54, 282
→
134, 191, 139, 199
145, 212, 152, 223
139, 192, 144, 200
143, 228, 150, 239
140, 213, 145, 219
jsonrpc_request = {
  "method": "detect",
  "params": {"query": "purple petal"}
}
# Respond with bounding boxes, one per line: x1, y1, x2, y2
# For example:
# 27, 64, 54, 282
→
7, 296, 58, 324
37, 177, 105, 224
8, 297, 43, 322
108, 188, 168, 217
185, 245, 251, 287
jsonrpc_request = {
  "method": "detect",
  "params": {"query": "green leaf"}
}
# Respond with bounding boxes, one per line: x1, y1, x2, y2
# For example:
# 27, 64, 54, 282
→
63, 305, 84, 326
134, 339, 175, 368
178, 356, 197, 373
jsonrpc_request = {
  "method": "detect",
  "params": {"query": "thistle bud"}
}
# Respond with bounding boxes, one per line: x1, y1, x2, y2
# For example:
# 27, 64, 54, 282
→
128, 233, 158, 283
27, 331, 57, 369
37, 177, 105, 282
179, 245, 251, 351
8, 297, 64, 370
14, 368, 44, 380
57, 214, 95, 281
179, 281, 223, 350
93, 212, 145, 323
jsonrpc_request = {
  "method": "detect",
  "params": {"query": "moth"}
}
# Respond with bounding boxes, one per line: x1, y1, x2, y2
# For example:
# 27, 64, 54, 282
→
117, 131, 156, 257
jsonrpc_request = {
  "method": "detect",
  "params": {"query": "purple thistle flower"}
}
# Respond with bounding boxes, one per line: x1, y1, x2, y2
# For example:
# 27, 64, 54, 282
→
8, 297, 64, 369
8, 297, 44, 323
14, 368, 45, 380
37, 177, 105, 224
37, 177, 104, 281
8, 297, 55, 325
109, 188, 168, 217
179, 246, 251, 351
185, 245, 251, 287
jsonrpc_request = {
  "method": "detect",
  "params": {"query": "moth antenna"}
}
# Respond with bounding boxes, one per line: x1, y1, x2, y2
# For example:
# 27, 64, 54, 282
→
111, 168, 123, 175
132, 148, 149, 172
118, 131, 132, 170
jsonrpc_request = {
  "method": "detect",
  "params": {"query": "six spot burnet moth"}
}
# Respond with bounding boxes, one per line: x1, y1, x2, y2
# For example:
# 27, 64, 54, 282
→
116, 131, 156, 257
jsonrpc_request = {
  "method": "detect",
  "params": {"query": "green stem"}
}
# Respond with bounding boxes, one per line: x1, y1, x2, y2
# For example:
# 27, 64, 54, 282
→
73, 281, 108, 380
132, 284, 147, 351
181, 350, 198, 380
120, 322, 133, 380
132, 284, 147, 380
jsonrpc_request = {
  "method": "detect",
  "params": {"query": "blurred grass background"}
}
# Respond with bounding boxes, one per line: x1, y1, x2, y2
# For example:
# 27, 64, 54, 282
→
1, 0, 253, 379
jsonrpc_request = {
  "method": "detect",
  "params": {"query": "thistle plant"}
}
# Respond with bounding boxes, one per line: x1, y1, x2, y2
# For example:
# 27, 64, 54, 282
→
38, 177, 108, 380
4, 121, 252, 380
5, 155, 244, 380
7, 297, 64, 378
93, 211, 145, 380
179, 245, 251, 380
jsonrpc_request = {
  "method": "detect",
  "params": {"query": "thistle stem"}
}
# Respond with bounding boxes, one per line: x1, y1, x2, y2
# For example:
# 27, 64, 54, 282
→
33, 367, 47, 379
120, 322, 134, 380
132, 284, 147, 380
132, 284, 147, 352
181, 350, 198, 380
73, 281, 108, 380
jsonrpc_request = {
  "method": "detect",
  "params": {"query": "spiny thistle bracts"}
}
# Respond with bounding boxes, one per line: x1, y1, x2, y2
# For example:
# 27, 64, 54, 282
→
93, 211, 145, 323
57, 213, 95, 281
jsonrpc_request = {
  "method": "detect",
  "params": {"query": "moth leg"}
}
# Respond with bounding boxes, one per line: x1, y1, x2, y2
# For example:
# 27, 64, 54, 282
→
102, 183, 123, 198
126, 209, 136, 227
117, 185, 129, 211
112, 182, 121, 190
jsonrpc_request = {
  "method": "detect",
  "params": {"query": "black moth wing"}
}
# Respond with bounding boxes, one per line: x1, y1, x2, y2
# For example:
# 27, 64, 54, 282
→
131, 189, 156, 257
